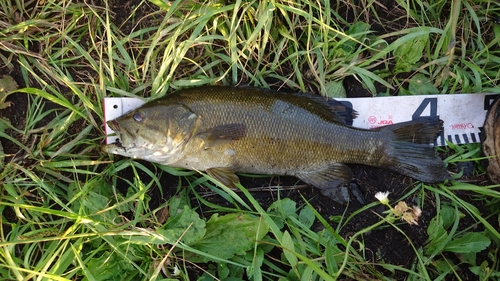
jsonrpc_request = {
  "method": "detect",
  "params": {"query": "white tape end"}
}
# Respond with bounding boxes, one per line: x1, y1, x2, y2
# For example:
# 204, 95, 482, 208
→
103, 98, 145, 144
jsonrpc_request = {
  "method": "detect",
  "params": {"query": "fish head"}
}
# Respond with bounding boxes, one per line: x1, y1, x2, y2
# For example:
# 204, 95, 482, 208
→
104, 103, 199, 164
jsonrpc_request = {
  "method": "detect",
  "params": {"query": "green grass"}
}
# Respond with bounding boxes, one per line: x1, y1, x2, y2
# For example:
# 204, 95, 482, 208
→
0, 0, 500, 280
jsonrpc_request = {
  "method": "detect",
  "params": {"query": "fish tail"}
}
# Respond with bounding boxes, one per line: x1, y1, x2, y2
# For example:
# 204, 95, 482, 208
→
380, 118, 450, 183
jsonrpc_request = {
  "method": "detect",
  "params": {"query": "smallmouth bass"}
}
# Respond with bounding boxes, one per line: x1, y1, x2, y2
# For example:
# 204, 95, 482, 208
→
105, 86, 450, 203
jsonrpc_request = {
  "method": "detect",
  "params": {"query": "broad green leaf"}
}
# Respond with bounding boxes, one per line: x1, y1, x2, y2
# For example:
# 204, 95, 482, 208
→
159, 201, 206, 244
460, 251, 478, 265
407, 73, 439, 95
217, 262, 230, 279
469, 260, 494, 280
432, 259, 456, 279
68, 182, 124, 223
439, 205, 457, 230
394, 32, 429, 73
282, 230, 298, 267
324, 80, 346, 98
342, 22, 370, 54
348, 21, 371, 35
0, 75, 18, 109
83, 251, 138, 281
301, 264, 315, 281
425, 216, 449, 255
221, 277, 244, 281
267, 198, 297, 228
443, 232, 491, 253
191, 213, 269, 261
298, 206, 315, 229
268, 198, 296, 217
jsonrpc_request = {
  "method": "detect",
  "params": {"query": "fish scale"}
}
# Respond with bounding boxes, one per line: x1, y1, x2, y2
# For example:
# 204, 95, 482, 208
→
105, 86, 450, 203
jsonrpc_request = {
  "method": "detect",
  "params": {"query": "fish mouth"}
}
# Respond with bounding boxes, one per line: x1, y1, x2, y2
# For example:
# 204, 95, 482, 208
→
107, 120, 125, 148
107, 120, 120, 133
106, 119, 140, 151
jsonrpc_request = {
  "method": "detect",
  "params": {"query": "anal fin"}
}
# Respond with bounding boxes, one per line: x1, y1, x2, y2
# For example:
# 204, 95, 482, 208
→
297, 163, 353, 204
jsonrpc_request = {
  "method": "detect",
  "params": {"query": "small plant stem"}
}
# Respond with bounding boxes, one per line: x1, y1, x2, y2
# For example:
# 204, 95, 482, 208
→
335, 218, 388, 278
446, 0, 461, 67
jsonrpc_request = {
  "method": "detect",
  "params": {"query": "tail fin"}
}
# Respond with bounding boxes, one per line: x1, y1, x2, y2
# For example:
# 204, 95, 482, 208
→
380, 119, 450, 183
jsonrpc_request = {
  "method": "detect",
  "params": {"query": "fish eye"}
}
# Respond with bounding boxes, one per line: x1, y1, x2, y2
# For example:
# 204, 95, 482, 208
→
133, 112, 144, 122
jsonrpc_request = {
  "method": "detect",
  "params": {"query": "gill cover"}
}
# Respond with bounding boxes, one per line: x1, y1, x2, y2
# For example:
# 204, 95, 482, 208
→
164, 104, 200, 155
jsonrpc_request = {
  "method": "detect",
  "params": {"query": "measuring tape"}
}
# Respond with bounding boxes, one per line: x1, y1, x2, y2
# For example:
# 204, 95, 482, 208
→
103, 93, 498, 146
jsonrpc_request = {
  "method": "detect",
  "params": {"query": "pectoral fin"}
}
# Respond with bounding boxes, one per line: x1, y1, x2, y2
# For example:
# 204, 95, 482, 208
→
199, 124, 247, 149
206, 167, 240, 187
297, 163, 353, 204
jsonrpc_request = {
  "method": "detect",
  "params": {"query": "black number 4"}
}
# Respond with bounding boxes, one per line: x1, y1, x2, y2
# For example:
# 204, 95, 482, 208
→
412, 98, 438, 120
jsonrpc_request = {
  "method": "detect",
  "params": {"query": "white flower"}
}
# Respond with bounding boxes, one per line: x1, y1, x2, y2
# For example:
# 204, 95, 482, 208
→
375, 191, 390, 205
173, 265, 180, 276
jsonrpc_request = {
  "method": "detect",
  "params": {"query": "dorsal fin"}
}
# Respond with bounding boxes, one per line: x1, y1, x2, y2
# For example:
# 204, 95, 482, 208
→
233, 86, 357, 125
